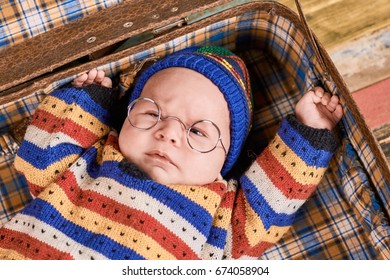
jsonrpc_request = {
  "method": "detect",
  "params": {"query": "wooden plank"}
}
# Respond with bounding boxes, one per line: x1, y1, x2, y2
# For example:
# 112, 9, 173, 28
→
329, 27, 390, 92
276, 1, 390, 92
374, 123, 390, 165
352, 76, 390, 130
277, 0, 390, 50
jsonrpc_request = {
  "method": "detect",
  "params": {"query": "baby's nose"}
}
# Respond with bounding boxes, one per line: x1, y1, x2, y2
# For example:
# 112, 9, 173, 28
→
154, 118, 184, 144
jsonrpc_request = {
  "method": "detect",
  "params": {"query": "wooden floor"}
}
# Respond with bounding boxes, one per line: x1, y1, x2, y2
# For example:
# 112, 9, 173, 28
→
354, 77, 390, 166
277, 0, 390, 50
277, 0, 390, 88
374, 123, 390, 165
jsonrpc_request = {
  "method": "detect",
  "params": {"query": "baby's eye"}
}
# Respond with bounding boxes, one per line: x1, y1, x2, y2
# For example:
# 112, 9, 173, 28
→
189, 127, 207, 138
144, 111, 159, 118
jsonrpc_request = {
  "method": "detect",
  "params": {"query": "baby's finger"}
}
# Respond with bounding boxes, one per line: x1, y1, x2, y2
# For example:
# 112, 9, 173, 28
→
101, 77, 112, 88
310, 90, 321, 104
327, 95, 340, 111
85, 69, 98, 84
95, 70, 105, 83
72, 73, 88, 87
314, 87, 324, 98
333, 104, 343, 120
321, 92, 330, 106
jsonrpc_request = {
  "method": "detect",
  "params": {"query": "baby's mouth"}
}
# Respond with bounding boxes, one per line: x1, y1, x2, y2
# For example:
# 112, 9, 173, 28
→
146, 151, 175, 166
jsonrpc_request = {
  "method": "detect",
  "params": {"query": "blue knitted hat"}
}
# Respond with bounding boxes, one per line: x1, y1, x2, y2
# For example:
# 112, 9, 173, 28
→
130, 46, 252, 175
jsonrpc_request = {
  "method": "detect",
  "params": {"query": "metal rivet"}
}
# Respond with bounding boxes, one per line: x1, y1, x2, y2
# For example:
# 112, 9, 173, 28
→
123, 22, 133, 28
87, 36, 96, 43
171, 7, 178, 12
152, 14, 160, 19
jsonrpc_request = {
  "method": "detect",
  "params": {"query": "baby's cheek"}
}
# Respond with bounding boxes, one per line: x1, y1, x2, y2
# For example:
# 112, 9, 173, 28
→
118, 132, 134, 159
187, 154, 225, 185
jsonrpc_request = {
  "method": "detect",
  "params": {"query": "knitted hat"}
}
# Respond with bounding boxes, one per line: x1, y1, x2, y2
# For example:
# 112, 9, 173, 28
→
130, 46, 253, 175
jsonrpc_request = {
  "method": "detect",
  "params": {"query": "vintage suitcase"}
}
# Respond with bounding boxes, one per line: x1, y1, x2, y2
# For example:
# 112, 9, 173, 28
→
0, 0, 389, 259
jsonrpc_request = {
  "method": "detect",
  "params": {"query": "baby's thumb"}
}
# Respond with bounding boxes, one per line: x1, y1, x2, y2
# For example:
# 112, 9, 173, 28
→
310, 90, 321, 104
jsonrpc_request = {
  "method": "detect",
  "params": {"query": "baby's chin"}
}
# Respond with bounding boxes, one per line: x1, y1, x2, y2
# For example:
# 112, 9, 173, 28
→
149, 174, 173, 185
138, 161, 221, 185
148, 170, 220, 186
145, 167, 178, 185
148, 171, 192, 186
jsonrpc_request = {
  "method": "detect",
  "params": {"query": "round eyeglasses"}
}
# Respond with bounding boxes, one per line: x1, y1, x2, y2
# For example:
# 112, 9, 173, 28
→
127, 97, 227, 155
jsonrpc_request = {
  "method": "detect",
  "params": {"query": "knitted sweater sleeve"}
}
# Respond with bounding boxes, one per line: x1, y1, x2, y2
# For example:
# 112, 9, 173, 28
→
229, 114, 339, 258
14, 84, 115, 196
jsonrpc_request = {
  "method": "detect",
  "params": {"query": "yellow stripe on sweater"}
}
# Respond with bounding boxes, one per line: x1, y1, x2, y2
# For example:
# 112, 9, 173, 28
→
14, 154, 79, 189
212, 207, 232, 229
244, 199, 291, 246
40, 96, 110, 136
39, 185, 176, 260
0, 248, 30, 260
268, 134, 326, 185
101, 141, 124, 162
167, 185, 223, 214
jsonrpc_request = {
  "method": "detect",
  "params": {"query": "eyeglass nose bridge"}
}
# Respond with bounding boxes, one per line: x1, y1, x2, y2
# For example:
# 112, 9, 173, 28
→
159, 115, 188, 131
156, 115, 188, 143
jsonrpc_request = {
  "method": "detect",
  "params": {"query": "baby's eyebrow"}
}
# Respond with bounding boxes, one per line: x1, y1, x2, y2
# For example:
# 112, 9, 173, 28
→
148, 94, 216, 125
163, 105, 207, 128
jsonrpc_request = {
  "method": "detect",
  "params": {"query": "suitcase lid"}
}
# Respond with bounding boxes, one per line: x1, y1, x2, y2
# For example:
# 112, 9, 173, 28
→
0, 0, 249, 98
0, 0, 320, 102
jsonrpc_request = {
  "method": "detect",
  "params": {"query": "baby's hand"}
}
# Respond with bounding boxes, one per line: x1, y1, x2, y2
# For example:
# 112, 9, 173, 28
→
72, 68, 112, 88
295, 87, 343, 130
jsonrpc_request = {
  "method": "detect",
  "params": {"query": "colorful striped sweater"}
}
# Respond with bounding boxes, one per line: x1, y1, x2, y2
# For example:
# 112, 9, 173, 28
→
0, 84, 338, 260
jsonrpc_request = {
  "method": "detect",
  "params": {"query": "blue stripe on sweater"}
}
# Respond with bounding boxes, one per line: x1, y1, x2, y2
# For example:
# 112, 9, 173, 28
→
51, 87, 111, 125
17, 141, 84, 169
278, 119, 333, 167
97, 160, 213, 236
240, 175, 295, 229
22, 198, 145, 260
206, 226, 227, 249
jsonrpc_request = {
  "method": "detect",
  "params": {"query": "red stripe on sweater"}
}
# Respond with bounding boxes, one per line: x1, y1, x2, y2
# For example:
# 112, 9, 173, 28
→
245, 241, 274, 258
105, 133, 121, 150
203, 181, 227, 198
31, 108, 101, 148
25, 182, 45, 197
230, 190, 275, 259
219, 190, 235, 209
256, 147, 317, 200
0, 227, 73, 259
55, 169, 199, 259
231, 188, 251, 259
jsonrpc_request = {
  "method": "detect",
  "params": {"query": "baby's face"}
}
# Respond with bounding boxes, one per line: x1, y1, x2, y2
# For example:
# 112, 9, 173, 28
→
118, 67, 230, 185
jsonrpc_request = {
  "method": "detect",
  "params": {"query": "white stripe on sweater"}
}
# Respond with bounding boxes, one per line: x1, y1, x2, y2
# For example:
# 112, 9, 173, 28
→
4, 214, 109, 260
244, 161, 306, 215
25, 125, 82, 149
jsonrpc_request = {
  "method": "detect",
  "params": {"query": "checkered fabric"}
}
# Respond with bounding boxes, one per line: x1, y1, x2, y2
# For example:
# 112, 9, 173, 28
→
0, 4, 389, 259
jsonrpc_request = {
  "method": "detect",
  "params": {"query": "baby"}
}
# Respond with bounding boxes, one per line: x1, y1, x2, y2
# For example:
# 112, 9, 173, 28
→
0, 46, 342, 260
